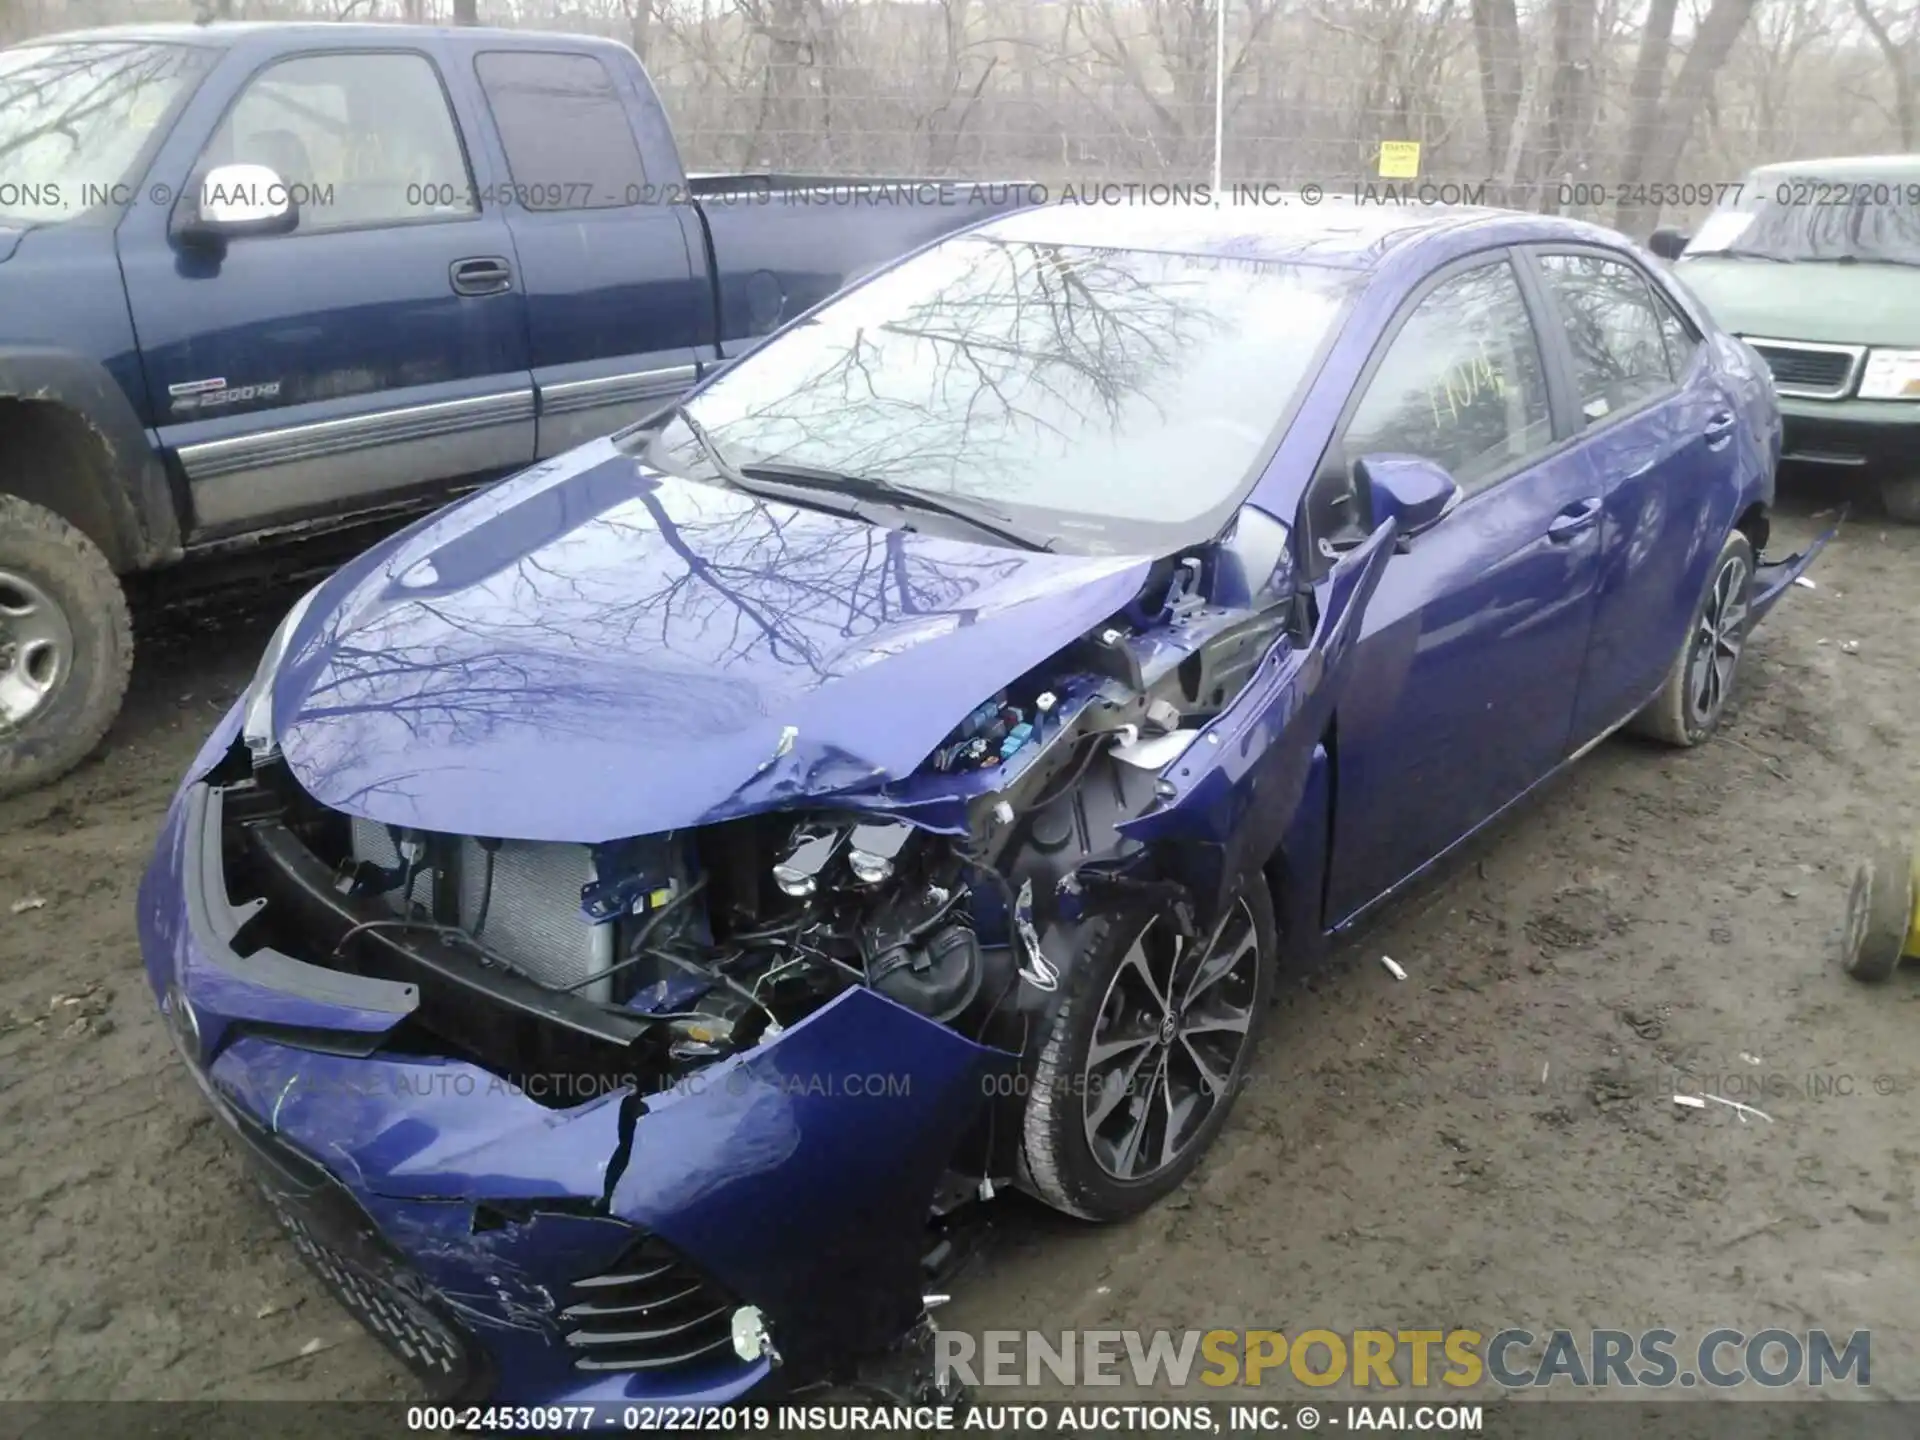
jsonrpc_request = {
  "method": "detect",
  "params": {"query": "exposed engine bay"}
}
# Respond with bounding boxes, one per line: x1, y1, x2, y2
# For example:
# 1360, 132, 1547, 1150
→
202, 508, 1316, 1113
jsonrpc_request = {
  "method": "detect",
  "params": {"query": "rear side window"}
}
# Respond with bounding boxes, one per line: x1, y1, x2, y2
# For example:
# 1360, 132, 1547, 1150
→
475, 51, 647, 211
1538, 254, 1676, 423
1653, 288, 1701, 377
1341, 258, 1553, 496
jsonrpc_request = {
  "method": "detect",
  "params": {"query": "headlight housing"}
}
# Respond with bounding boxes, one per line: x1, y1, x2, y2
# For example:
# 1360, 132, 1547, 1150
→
240, 585, 323, 762
1858, 348, 1920, 401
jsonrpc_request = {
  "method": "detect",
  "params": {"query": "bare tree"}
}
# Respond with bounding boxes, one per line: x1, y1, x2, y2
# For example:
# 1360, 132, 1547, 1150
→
1848, 0, 1916, 147
1614, 0, 1763, 233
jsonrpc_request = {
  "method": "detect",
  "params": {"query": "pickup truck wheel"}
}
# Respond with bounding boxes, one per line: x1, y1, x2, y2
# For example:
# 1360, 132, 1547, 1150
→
1882, 477, 1920, 525
1019, 876, 1275, 1221
0, 495, 133, 800
1628, 530, 1753, 749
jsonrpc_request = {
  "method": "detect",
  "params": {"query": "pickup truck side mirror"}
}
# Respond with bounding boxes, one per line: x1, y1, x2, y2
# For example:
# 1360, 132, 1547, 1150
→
1648, 226, 1691, 261
1356, 453, 1461, 540
175, 163, 301, 247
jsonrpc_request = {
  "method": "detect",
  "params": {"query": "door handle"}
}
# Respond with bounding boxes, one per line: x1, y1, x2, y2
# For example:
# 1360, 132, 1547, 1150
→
1704, 410, 1736, 450
1547, 497, 1603, 543
450, 256, 513, 296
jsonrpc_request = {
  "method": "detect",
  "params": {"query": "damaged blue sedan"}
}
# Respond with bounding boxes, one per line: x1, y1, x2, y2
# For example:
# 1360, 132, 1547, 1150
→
140, 200, 1829, 1406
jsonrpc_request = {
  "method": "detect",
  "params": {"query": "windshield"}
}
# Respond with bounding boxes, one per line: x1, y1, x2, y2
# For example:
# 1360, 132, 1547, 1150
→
1685, 172, 1920, 266
644, 236, 1358, 550
0, 42, 212, 227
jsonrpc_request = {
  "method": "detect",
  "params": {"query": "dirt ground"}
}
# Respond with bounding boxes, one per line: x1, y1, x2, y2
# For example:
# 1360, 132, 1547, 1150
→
2, 485, 1915, 1413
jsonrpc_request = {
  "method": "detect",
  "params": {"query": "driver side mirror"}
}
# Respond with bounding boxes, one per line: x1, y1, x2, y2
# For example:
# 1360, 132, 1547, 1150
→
1357, 454, 1461, 541
175, 163, 300, 247
1648, 226, 1691, 261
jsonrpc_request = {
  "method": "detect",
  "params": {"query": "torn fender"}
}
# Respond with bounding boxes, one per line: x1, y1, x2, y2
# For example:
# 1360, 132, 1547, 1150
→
1121, 521, 1397, 893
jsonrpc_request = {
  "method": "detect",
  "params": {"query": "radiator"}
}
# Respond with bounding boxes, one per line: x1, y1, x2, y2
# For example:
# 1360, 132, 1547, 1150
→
349, 819, 615, 999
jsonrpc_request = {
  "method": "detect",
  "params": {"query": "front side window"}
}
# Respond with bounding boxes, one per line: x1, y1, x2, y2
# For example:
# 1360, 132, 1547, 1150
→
1342, 258, 1553, 495
0, 42, 213, 226
201, 52, 474, 234
643, 237, 1360, 551
1540, 253, 1675, 422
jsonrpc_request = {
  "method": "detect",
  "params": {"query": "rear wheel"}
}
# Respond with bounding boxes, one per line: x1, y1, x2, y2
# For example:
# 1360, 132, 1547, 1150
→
1019, 876, 1275, 1220
1629, 530, 1753, 749
0, 495, 133, 799
1882, 477, 1920, 525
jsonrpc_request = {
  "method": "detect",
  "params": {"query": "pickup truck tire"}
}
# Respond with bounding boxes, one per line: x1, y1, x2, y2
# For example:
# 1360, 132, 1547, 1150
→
1881, 478, 1920, 526
0, 495, 133, 800
1018, 875, 1275, 1221
1629, 530, 1754, 749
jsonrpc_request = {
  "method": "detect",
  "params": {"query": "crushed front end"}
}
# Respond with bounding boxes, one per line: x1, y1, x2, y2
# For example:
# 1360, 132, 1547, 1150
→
141, 728, 1027, 1404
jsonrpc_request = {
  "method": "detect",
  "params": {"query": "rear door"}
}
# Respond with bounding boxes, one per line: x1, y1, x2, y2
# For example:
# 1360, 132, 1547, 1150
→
120, 44, 535, 537
1307, 252, 1604, 926
1524, 247, 1741, 746
466, 48, 710, 457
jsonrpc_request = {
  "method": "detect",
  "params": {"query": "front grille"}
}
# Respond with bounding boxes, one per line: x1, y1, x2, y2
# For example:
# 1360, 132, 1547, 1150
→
211, 1088, 475, 1394
272, 1201, 468, 1384
350, 819, 612, 995
1747, 339, 1864, 399
561, 1232, 743, 1373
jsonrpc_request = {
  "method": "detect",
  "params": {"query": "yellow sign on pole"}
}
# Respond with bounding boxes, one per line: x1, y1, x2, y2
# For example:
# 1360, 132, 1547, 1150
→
1379, 141, 1422, 180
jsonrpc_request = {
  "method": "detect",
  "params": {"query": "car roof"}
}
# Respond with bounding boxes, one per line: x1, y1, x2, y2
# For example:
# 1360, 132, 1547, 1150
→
8, 21, 591, 48
972, 198, 1573, 270
1747, 153, 1920, 181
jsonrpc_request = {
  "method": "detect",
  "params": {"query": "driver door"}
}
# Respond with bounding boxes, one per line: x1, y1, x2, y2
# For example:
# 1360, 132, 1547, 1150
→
119, 45, 534, 538
1308, 252, 1606, 927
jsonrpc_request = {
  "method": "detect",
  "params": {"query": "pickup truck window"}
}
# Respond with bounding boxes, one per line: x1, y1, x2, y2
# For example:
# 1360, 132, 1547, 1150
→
0, 41, 213, 227
475, 51, 648, 212
650, 236, 1357, 547
201, 52, 475, 233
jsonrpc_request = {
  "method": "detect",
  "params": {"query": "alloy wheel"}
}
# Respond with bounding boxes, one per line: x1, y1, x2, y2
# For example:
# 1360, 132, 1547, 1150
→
1081, 897, 1261, 1181
1686, 551, 1749, 728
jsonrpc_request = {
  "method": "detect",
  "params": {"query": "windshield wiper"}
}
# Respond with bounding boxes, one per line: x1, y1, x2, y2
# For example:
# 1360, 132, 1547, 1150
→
641, 405, 870, 521
737, 459, 1056, 552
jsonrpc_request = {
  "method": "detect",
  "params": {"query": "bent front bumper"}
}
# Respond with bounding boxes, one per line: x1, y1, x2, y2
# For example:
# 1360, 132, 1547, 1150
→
138, 744, 1000, 1404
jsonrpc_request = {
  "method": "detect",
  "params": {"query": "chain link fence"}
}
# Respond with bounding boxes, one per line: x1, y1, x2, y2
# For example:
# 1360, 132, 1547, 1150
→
3, 0, 1916, 232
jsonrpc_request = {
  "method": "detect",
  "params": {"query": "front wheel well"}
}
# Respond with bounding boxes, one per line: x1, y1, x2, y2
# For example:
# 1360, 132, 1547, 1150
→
0, 398, 134, 573
1735, 500, 1770, 555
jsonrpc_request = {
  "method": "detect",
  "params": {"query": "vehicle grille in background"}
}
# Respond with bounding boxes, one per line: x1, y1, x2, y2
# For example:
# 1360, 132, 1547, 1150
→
561, 1232, 743, 1373
1746, 340, 1864, 400
349, 819, 609, 993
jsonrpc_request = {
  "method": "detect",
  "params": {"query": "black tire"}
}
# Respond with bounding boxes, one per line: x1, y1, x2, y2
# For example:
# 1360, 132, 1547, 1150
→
1838, 845, 1915, 984
1018, 875, 1276, 1220
1629, 530, 1754, 748
1882, 477, 1920, 526
0, 494, 133, 800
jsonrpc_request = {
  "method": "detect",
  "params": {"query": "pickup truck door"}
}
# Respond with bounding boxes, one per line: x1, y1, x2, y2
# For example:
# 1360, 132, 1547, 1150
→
118, 42, 535, 539
459, 47, 710, 458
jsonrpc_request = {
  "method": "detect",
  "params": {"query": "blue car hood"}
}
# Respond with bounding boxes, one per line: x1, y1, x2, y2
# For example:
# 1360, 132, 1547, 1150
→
274, 441, 1154, 843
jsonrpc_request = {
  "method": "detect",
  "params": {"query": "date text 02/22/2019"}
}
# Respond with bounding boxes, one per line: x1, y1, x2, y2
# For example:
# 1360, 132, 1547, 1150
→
402, 1402, 1489, 1432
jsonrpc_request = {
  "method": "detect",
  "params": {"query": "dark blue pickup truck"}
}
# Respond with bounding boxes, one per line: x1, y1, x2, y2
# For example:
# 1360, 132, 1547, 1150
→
0, 22, 1033, 796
